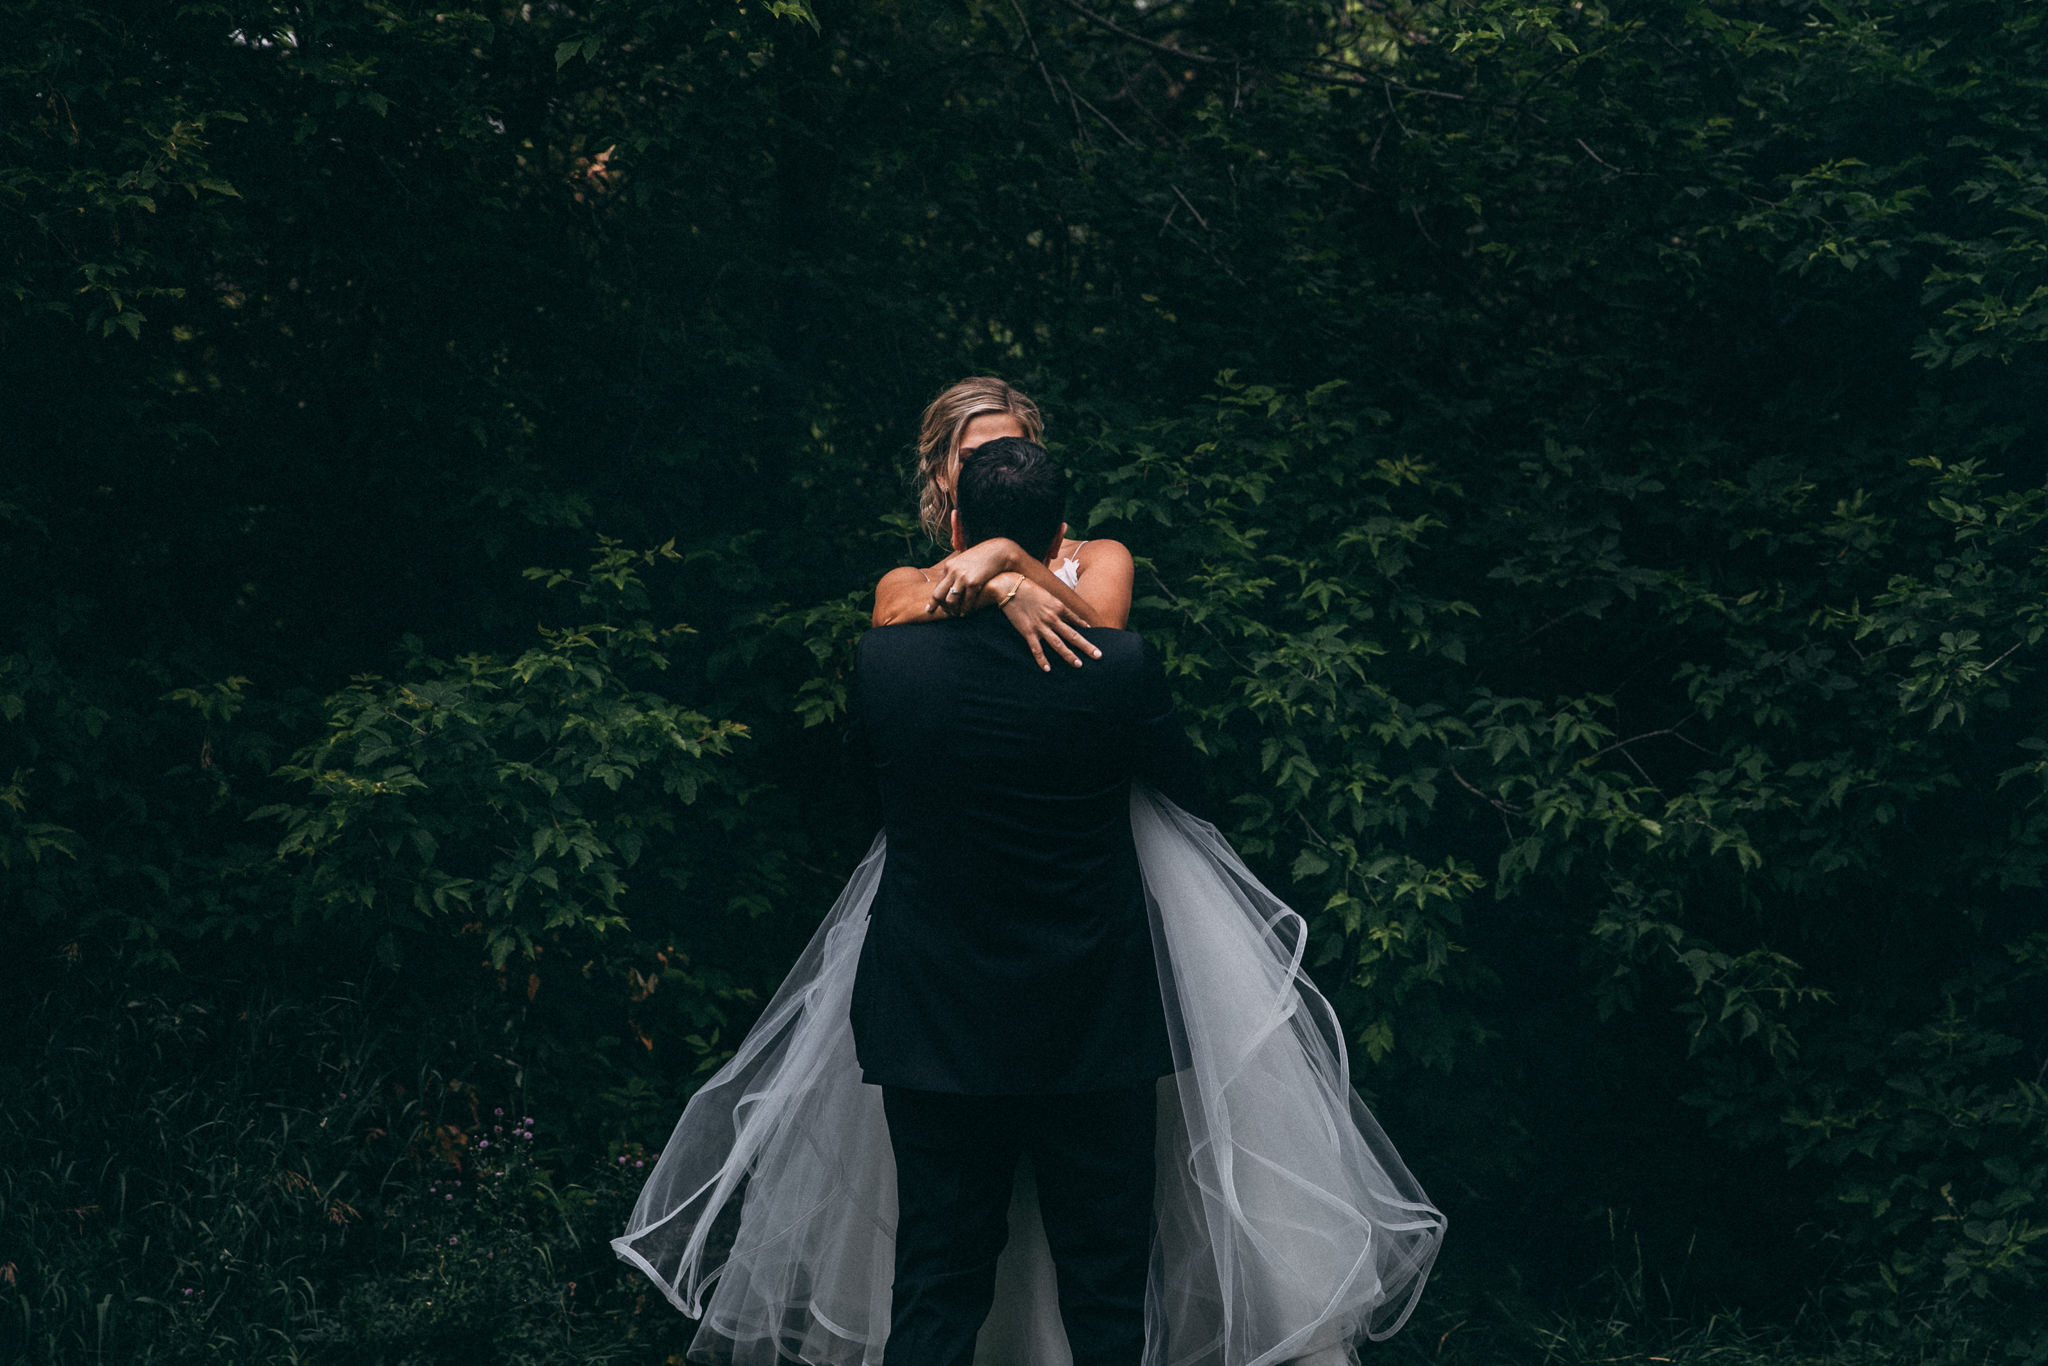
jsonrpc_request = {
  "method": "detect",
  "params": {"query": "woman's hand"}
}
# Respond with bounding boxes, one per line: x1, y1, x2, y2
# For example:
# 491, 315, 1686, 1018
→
870, 537, 1116, 637
924, 538, 1022, 617
997, 575, 1102, 671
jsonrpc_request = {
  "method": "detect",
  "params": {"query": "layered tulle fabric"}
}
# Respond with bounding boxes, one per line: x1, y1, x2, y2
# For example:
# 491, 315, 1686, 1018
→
613, 789, 1445, 1366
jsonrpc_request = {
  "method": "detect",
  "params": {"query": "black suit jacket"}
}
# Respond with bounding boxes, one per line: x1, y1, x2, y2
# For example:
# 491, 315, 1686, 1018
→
848, 612, 1207, 1094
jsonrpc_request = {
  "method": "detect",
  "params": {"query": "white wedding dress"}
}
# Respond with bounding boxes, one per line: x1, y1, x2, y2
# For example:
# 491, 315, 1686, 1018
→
612, 786, 1446, 1366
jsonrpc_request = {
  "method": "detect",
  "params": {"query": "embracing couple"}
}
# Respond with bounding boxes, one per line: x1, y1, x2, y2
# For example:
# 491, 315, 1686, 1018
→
615, 379, 1445, 1366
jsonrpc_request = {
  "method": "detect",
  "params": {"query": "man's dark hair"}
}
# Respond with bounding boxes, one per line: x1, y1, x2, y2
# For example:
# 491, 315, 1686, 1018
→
955, 437, 1065, 554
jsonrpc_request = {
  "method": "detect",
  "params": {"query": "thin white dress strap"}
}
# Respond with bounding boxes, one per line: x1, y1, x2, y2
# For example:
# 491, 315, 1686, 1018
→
1053, 541, 1087, 589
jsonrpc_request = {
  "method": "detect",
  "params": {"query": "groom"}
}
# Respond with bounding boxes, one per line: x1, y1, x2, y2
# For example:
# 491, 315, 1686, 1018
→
850, 437, 1206, 1366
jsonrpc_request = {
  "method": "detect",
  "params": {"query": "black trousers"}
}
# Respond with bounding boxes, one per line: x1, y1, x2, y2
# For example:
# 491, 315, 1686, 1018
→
880, 1085, 1158, 1366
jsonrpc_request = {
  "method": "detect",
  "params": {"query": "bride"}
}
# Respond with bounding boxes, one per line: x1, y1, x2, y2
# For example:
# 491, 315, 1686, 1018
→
612, 379, 1445, 1366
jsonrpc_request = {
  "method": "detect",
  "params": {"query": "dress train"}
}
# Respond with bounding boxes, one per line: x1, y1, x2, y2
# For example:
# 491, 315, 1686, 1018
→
612, 788, 1445, 1366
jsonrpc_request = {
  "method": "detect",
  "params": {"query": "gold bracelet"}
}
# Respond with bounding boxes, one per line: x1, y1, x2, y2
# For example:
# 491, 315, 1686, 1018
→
1000, 576, 1023, 606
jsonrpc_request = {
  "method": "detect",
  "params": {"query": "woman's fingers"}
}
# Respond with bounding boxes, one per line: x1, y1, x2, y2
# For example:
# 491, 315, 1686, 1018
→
928, 568, 969, 616
988, 580, 1100, 669
926, 564, 998, 615
1055, 614, 1102, 661
1040, 623, 1085, 668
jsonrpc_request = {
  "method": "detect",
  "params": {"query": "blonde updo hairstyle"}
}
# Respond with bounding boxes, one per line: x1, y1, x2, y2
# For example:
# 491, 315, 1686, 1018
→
915, 377, 1045, 545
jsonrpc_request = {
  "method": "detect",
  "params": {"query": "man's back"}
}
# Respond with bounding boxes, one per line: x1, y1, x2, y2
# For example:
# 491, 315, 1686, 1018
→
850, 612, 1202, 1094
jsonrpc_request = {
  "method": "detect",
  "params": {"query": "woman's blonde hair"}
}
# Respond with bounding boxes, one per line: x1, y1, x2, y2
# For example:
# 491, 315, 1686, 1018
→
914, 377, 1044, 544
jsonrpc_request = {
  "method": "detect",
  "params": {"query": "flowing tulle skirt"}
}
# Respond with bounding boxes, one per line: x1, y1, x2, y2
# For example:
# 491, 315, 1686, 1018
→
612, 788, 1445, 1366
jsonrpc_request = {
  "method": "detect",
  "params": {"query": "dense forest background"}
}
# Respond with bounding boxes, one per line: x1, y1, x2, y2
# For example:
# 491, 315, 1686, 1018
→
4, 1, 2045, 1362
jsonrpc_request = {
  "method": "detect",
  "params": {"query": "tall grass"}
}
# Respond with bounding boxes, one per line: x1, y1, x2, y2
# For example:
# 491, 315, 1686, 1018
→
1381, 1214, 2019, 1366
0, 980, 685, 1365
3, 975, 2017, 1365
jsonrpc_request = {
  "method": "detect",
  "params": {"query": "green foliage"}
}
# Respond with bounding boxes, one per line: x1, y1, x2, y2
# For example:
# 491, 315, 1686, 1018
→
259, 541, 746, 974
1075, 380, 1491, 1069
5, 0, 2048, 1359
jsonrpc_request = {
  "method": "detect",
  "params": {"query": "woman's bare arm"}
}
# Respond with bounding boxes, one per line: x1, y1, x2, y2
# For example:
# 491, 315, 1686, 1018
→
1068, 539, 1134, 630
873, 560, 1100, 668
874, 538, 1099, 626
922, 538, 1103, 622
869, 537, 1136, 667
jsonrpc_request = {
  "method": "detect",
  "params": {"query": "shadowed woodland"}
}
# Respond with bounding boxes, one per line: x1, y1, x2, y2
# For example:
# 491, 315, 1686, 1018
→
3, 1, 2046, 1362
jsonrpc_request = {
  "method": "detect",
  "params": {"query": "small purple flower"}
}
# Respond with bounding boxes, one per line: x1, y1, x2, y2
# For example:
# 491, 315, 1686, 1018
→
182, 1289, 194, 1297
634, 1159, 644, 1168
448, 1236, 459, 1246
478, 1139, 490, 1149
494, 1107, 504, 1116
521, 1117, 533, 1126
617, 1155, 628, 1164
445, 1194, 454, 1201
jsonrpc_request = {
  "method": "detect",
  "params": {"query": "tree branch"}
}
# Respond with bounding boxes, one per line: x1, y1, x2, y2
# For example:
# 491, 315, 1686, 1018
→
1055, 0, 1221, 65
1009, 0, 1089, 151
1061, 74, 1141, 148
1448, 761, 1526, 815
1300, 53, 1469, 100
1586, 720, 1708, 764
1574, 137, 1634, 175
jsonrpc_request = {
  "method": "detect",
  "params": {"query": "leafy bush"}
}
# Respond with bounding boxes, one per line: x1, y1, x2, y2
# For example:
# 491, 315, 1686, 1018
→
6, 0, 2048, 1359
259, 541, 745, 975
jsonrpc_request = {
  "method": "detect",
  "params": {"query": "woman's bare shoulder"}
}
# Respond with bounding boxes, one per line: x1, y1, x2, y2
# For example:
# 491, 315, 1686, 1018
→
871, 564, 938, 627
875, 564, 931, 590
1072, 537, 1132, 566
